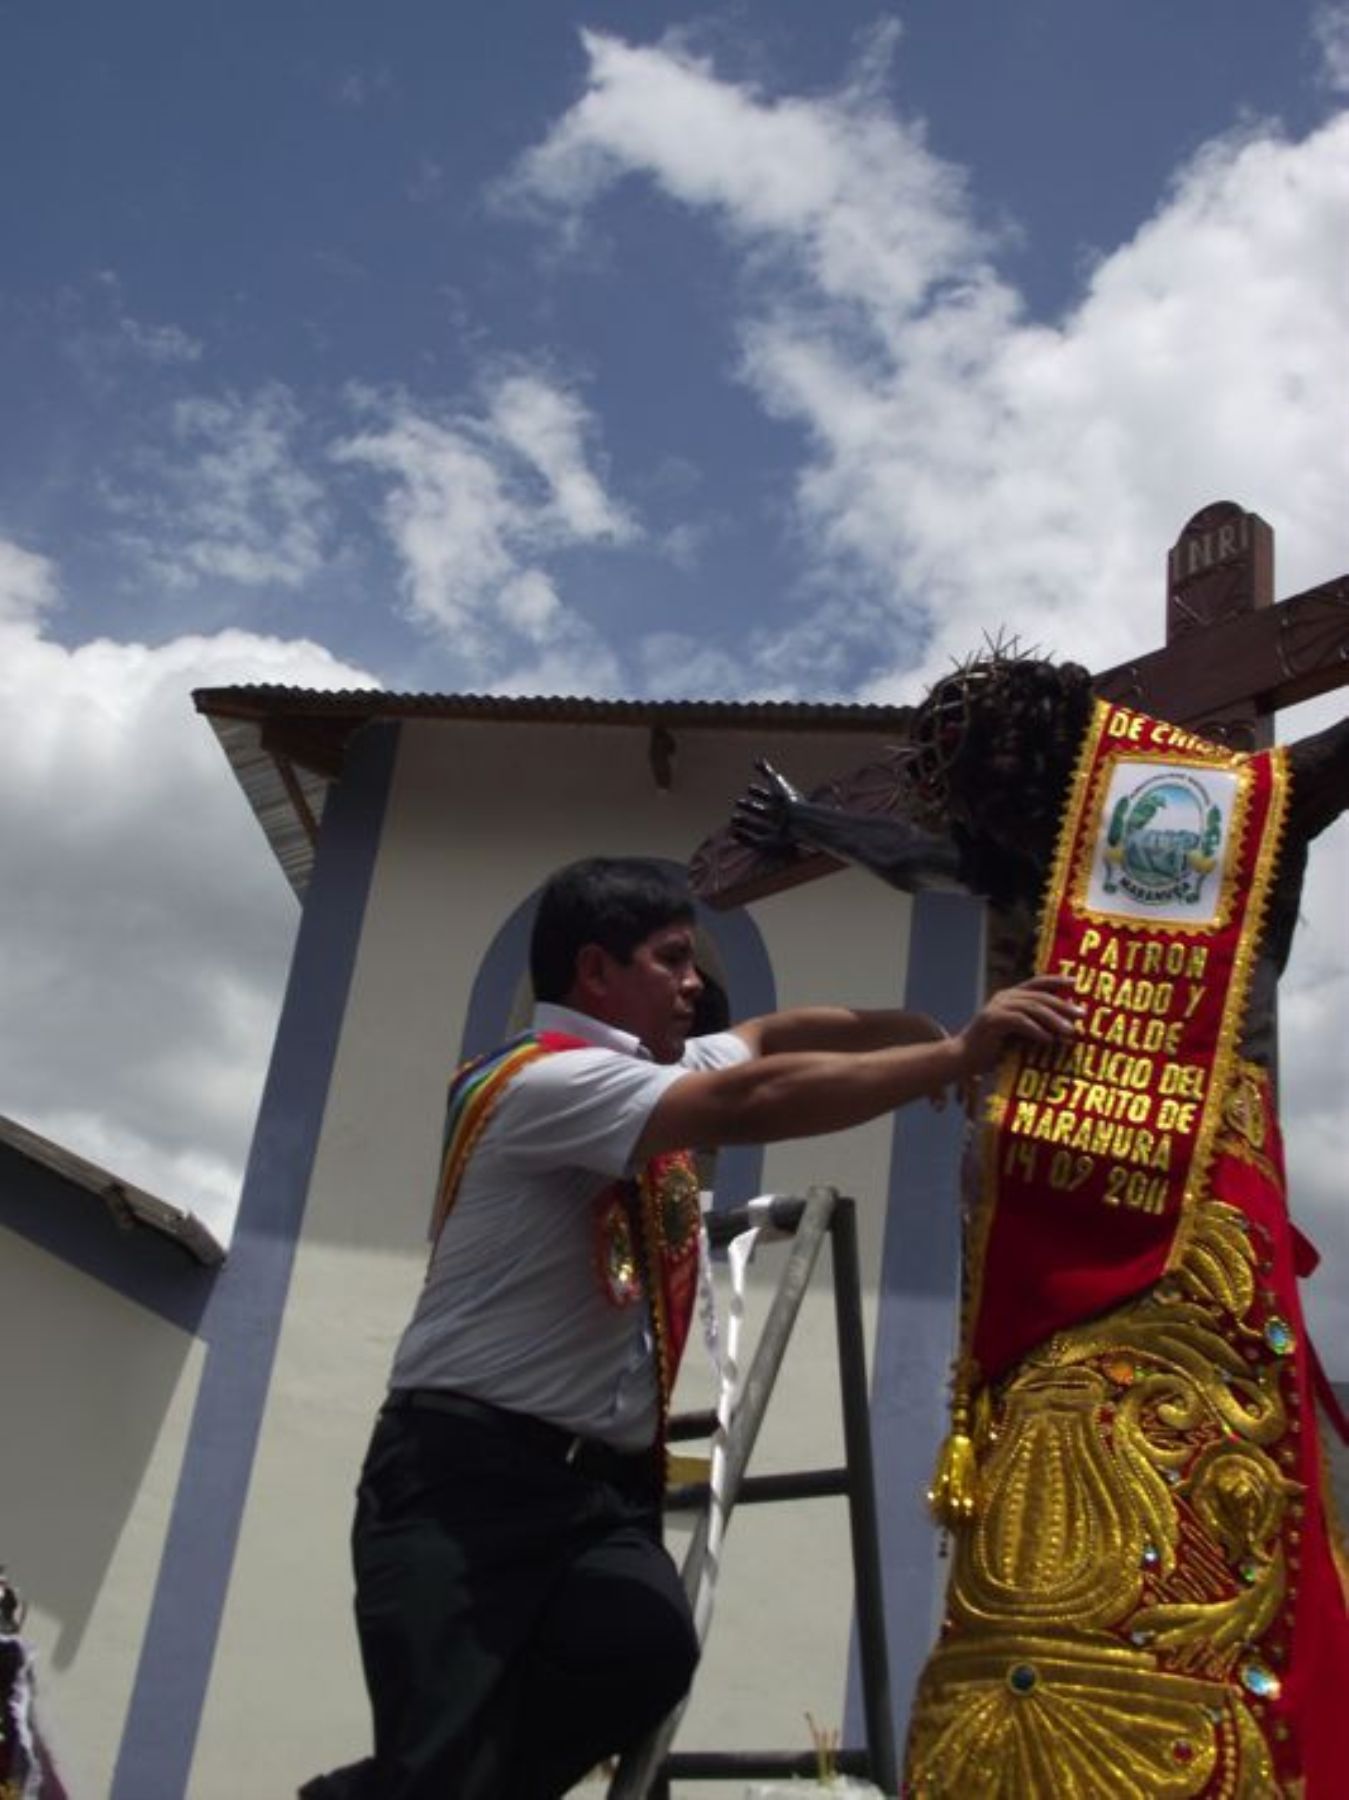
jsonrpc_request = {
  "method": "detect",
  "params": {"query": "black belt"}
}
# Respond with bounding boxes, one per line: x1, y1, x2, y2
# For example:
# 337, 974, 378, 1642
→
384, 1388, 655, 1490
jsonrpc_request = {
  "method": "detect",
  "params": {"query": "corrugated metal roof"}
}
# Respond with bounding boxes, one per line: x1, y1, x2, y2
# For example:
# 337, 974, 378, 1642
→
0, 1113, 226, 1267
204, 711, 330, 898
193, 683, 910, 724
194, 684, 914, 898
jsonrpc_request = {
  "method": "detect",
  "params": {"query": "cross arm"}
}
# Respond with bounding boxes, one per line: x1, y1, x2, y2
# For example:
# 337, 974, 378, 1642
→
690, 573, 1349, 909
1096, 573, 1349, 722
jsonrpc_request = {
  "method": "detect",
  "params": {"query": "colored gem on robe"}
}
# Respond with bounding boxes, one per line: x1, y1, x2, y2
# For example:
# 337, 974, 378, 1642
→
1103, 1356, 1136, 1387
1141, 1543, 1160, 1569
1006, 1664, 1039, 1695
1263, 1317, 1295, 1355
1171, 1739, 1196, 1766
1239, 1661, 1282, 1700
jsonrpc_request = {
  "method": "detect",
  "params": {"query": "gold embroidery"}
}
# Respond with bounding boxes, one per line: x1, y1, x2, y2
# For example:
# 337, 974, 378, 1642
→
655, 1155, 700, 1256
909, 1195, 1295, 1794
594, 1186, 642, 1307
948, 1363, 1155, 1632
912, 724, 1298, 1794
1172, 1201, 1257, 1320
1222, 1068, 1268, 1153
907, 1638, 1278, 1797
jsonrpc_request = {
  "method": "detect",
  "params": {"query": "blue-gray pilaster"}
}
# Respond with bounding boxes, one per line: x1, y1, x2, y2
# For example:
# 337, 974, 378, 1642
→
847, 891, 983, 1752
110, 722, 398, 1800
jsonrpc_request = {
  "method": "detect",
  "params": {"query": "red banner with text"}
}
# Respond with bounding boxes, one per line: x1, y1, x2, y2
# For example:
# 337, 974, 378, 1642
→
969, 700, 1288, 1382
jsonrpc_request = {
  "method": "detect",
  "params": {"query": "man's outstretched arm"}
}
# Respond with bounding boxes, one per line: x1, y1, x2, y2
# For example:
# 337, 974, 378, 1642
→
729, 1004, 948, 1058
637, 975, 1080, 1159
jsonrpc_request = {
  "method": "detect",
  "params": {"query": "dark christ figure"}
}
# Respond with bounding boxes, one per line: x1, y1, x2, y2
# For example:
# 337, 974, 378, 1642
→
733, 652, 1349, 1798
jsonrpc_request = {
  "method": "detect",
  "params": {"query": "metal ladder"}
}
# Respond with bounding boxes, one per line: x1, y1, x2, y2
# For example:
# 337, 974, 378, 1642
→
608, 1187, 900, 1799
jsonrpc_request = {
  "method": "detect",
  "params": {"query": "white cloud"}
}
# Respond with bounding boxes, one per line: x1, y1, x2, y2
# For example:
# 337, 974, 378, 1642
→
511, 33, 1349, 702
0, 538, 59, 625
485, 635, 624, 699
637, 630, 758, 698
61, 273, 205, 377
333, 372, 636, 682
0, 536, 376, 1243
1273, 692, 1349, 1364
112, 383, 331, 590
332, 67, 395, 109
511, 27, 1349, 1365
116, 315, 202, 366
1315, 3, 1349, 92
508, 24, 979, 329
489, 374, 635, 542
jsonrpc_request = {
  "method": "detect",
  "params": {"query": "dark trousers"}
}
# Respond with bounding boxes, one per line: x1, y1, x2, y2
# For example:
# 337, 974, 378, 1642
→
321, 1399, 698, 1800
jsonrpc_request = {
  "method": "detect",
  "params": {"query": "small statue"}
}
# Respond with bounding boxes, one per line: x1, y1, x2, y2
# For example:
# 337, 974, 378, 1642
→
731, 650, 1349, 1797
1, 1568, 68, 1800
0, 1569, 24, 1638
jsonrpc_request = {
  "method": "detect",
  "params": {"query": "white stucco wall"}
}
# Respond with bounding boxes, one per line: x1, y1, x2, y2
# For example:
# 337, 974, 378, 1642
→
192, 716, 960, 1798
15, 707, 1347, 1799
0, 1229, 205, 1797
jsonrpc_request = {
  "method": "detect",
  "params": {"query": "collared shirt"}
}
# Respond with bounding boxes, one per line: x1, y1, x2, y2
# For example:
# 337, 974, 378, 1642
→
388, 1003, 751, 1449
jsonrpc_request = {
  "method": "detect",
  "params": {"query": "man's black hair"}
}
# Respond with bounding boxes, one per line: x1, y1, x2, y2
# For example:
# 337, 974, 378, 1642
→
530, 857, 695, 1003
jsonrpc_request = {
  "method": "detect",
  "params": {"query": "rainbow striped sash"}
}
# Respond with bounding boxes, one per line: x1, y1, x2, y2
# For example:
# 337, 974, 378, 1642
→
428, 1029, 588, 1247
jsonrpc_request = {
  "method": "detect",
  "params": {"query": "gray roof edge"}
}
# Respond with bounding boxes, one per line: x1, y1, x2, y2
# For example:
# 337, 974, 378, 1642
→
0, 1114, 227, 1267
191, 684, 913, 727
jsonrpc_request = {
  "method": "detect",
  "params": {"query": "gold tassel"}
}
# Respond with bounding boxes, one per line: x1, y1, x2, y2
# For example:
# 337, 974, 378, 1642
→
927, 1366, 980, 1529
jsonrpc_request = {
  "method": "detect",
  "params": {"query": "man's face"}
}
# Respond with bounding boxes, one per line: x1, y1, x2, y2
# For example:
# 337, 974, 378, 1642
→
581, 922, 704, 1063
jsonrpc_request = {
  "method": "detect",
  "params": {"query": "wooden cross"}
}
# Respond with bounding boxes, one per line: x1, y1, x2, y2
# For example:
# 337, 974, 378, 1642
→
690, 502, 1349, 908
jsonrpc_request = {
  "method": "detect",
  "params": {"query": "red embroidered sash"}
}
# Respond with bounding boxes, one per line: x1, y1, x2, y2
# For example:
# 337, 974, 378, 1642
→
628, 1150, 703, 1444
968, 700, 1289, 1383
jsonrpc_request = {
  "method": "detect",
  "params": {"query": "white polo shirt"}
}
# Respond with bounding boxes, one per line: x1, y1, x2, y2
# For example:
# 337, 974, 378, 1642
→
388, 1002, 751, 1449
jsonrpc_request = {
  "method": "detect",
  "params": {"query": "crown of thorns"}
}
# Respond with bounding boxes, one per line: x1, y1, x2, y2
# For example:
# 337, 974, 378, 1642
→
903, 634, 1049, 819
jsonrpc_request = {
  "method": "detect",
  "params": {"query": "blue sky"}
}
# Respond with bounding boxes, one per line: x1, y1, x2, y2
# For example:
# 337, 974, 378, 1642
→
2, 2, 1347, 1343
4, 2, 1344, 689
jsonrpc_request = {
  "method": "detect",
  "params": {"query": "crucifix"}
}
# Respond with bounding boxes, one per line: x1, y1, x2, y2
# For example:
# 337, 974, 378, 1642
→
686, 501, 1349, 1792
689, 500, 1349, 913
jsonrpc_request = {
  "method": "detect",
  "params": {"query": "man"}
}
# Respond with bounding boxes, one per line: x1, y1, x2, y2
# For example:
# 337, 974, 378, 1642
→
730, 653, 1349, 1797
303, 855, 1079, 1800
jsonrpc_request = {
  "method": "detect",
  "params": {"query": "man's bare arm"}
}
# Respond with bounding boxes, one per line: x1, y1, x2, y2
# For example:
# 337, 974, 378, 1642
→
730, 1006, 947, 1058
637, 977, 1080, 1160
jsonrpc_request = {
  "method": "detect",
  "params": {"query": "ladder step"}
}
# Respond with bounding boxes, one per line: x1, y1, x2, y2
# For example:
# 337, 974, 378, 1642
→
664, 1466, 849, 1511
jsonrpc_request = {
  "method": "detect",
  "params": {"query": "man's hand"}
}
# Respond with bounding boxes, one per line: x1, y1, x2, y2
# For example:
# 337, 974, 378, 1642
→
954, 974, 1081, 1078
637, 976, 1081, 1161
731, 758, 807, 855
